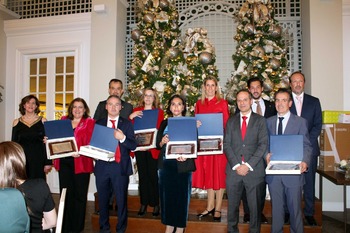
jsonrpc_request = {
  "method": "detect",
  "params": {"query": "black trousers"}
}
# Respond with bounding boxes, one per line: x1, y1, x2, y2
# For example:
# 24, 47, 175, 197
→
135, 151, 159, 207
59, 157, 90, 233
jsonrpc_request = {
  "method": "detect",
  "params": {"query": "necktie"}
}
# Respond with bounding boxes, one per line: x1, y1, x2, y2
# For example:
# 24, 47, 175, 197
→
110, 120, 121, 163
296, 96, 302, 116
241, 116, 247, 163
278, 117, 284, 135
255, 100, 262, 116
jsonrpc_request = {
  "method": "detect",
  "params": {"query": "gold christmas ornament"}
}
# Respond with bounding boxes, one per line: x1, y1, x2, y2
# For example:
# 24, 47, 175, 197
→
127, 68, 138, 78
141, 47, 149, 57
159, 0, 169, 10
168, 47, 179, 59
148, 69, 157, 77
143, 13, 155, 24
131, 29, 142, 41
269, 25, 282, 38
270, 58, 281, 70
199, 52, 213, 65
244, 23, 255, 35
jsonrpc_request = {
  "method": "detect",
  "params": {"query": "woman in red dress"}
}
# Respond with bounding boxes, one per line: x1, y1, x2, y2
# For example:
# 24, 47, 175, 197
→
193, 76, 229, 221
129, 87, 164, 216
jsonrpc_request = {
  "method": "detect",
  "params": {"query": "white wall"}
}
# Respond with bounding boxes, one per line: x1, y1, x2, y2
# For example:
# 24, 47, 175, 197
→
343, 0, 350, 111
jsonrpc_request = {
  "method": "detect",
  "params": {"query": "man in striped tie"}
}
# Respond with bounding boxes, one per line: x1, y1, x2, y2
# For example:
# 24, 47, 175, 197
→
95, 95, 137, 233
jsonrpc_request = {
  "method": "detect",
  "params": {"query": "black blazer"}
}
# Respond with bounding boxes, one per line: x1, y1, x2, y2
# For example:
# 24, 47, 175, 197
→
235, 99, 276, 118
93, 99, 133, 121
156, 119, 196, 173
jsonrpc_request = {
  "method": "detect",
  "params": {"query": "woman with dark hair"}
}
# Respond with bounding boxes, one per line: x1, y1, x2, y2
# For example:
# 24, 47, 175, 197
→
0, 141, 56, 233
156, 94, 195, 233
53, 97, 95, 233
12, 94, 52, 180
129, 87, 164, 216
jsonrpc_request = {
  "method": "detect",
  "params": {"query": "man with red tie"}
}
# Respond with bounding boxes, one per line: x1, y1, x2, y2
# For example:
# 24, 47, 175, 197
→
224, 90, 269, 233
95, 95, 137, 233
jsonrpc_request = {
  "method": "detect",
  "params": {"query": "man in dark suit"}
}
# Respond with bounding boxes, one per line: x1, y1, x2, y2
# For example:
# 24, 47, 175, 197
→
95, 95, 137, 233
266, 88, 312, 233
94, 78, 133, 121
240, 77, 277, 223
224, 90, 269, 233
289, 71, 322, 226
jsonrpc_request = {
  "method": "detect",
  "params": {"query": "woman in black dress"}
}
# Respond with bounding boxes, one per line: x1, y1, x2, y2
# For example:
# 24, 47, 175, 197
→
156, 95, 196, 233
12, 95, 52, 179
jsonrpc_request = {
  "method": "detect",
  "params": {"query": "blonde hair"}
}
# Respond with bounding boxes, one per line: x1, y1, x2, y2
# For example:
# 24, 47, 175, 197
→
200, 76, 222, 104
0, 141, 27, 188
138, 87, 160, 108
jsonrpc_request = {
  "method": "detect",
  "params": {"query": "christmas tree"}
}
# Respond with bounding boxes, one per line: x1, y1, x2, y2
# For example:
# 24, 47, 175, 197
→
225, 0, 290, 112
127, 0, 218, 115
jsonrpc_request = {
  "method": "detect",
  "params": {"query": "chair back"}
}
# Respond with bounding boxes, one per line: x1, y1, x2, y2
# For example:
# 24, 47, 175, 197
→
55, 188, 67, 233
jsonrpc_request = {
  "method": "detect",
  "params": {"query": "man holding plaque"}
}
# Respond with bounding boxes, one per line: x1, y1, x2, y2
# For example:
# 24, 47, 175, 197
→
224, 90, 269, 233
94, 95, 137, 233
266, 88, 312, 233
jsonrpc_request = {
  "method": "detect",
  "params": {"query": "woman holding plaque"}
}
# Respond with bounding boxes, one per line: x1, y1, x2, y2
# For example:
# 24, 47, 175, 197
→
12, 95, 51, 180
156, 94, 195, 233
193, 76, 229, 221
130, 87, 164, 216
53, 97, 95, 233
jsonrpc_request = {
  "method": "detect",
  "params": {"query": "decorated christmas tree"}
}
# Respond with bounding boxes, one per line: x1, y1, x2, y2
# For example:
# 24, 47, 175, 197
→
225, 0, 290, 112
127, 0, 218, 115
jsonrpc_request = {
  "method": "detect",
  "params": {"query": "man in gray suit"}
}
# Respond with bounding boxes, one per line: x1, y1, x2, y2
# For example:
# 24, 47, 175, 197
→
224, 89, 269, 233
266, 88, 312, 233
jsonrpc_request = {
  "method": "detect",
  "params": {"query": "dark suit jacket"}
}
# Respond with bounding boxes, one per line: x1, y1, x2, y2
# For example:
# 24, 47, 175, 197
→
266, 113, 313, 186
95, 116, 137, 176
235, 99, 276, 118
290, 93, 322, 157
224, 112, 269, 180
93, 99, 133, 121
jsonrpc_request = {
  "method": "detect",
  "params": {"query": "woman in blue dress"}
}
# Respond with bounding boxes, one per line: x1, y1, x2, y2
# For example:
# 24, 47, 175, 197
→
156, 94, 196, 233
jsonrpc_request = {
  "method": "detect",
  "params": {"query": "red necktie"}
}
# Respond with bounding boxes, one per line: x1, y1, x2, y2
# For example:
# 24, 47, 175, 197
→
241, 116, 247, 163
110, 120, 121, 163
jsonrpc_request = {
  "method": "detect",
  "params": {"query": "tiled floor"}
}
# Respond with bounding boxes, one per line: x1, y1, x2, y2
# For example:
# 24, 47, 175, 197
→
53, 194, 349, 233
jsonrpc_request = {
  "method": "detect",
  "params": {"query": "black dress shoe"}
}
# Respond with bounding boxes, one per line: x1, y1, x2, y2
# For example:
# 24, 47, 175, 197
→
213, 211, 221, 222
284, 213, 290, 224
138, 205, 147, 216
261, 213, 268, 223
305, 216, 317, 226
197, 208, 215, 218
152, 205, 160, 217
243, 213, 250, 223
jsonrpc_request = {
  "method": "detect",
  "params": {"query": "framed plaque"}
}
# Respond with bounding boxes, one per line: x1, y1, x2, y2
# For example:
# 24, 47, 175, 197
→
165, 117, 197, 159
266, 135, 303, 175
44, 120, 78, 159
196, 113, 224, 155
133, 109, 159, 151
79, 124, 118, 162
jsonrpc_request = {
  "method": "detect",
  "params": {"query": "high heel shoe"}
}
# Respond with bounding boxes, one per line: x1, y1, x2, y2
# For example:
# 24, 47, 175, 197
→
138, 205, 147, 216
197, 208, 215, 218
213, 211, 221, 222
152, 205, 160, 217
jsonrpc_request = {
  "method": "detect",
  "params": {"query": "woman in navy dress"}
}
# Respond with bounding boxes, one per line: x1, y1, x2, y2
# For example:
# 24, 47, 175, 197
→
156, 95, 196, 233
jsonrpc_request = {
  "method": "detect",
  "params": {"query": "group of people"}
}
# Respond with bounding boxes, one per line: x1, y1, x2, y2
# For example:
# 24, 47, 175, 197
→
0, 71, 322, 233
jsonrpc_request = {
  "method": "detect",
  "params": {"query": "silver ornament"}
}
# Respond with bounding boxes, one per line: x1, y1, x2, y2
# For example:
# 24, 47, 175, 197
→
159, 0, 169, 10
253, 46, 265, 57
141, 47, 149, 57
181, 89, 188, 98
127, 68, 138, 78
143, 13, 155, 24
199, 52, 213, 65
148, 69, 156, 77
270, 58, 281, 70
135, 89, 143, 97
169, 47, 179, 59
244, 23, 255, 35
131, 29, 142, 41
269, 25, 282, 38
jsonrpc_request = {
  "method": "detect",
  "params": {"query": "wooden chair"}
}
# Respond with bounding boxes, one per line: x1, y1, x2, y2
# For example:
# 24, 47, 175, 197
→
54, 188, 67, 233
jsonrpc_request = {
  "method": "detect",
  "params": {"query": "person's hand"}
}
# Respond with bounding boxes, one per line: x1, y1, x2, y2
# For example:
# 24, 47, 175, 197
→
72, 152, 80, 158
266, 153, 272, 165
299, 161, 308, 173
160, 134, 169, 147
114, 129, 125, 141
43, 136, 48, 144
196, 120, 202, 128
176, 156, 187, 162
129, 111, 143, 120
236, 164, 249, 176
44, 165, 52, 174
